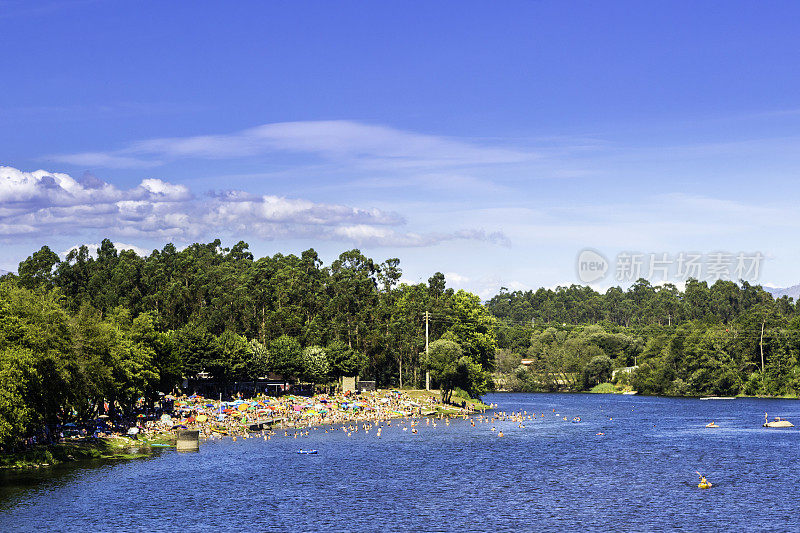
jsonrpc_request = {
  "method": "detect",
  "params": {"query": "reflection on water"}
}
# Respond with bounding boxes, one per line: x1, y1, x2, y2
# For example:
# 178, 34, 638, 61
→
1, 393, 798, 532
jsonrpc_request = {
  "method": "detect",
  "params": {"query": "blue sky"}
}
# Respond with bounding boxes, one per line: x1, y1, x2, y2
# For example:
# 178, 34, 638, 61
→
2, 1, 800, 296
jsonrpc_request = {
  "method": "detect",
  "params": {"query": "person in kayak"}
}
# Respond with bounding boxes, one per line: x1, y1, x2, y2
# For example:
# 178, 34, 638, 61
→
697, 472, 712, 488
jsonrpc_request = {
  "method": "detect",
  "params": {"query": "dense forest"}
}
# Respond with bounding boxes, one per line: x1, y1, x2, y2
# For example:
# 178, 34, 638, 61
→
0, 239, 495, 448
3, 238, 800, 449
489, 282, 800, 397
486, 279, 793, 326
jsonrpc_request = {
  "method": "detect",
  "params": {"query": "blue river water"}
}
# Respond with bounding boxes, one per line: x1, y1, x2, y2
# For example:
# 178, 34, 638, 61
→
1, 393, 799, 532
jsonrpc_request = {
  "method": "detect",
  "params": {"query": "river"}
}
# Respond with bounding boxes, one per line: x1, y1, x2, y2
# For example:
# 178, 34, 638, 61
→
2, 393, 799, 532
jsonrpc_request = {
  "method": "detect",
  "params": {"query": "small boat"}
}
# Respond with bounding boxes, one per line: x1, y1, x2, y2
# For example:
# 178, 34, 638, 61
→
764, 420, 794, 428
700, 397, 735, 400
297, 449, 318, 455
705, 422, 719, 428
698, 482, 712, 489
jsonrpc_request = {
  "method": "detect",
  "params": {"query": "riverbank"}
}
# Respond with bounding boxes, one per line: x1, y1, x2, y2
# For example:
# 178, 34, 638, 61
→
400, 389, 490, 413
3, 389, 486, 469
505, 381, 800, 399
586, 383, 800, 399
186, 388, 487, 438
0, 434, 176, 469
589, 383, 635, 394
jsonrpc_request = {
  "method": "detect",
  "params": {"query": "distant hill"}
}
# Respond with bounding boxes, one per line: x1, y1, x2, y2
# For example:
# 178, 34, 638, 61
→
766, 285, 800, 301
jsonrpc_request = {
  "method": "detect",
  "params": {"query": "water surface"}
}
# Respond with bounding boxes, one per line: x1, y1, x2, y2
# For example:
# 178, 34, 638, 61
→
2, 393, 798, 532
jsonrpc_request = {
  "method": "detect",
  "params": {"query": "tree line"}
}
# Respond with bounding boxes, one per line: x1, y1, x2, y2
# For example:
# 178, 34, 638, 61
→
487, 279, 791, 326
4, 238, 800, 448
492, 279, 800, 397
0, 239, 495, 448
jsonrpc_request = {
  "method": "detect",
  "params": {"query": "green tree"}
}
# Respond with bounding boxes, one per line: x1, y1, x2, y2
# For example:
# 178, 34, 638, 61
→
18, 246, 61, 290
0, 348, 41, 448
174, 323, 217, 378
248, 339, 269, 379
428, 339, 463, 403
269, 335, 303, 386
211, 330, 251, 384
326, 339, 367, 378
302, 346, 330, 384
448, 290, 497, 369
461, 356, 491, 399
495, 348, 522, 374
581, 355, 613, 389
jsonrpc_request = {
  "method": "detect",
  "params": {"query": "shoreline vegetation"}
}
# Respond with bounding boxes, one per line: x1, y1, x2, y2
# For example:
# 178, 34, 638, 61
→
0, 434, 177, 469
587, 383, 798, 399
490, 280, 800, 398
2, 238, 799, 454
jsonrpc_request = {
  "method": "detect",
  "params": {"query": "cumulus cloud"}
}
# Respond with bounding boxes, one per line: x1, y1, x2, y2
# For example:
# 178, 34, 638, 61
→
138, 178, 192, 200
0, 166, 117, 205
0, 165, 508, 248
51, 120, 534, 170
60, 241, 152, 259
205, 193, 403, 228
0, 165, 195, 239
443, 272, 531, 300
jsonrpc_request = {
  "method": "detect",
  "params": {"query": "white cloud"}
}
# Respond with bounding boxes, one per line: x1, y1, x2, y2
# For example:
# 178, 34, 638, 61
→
50, 120, 535, 170
443, 272, 531, 300
0, 165, 196, 239
444, 272, 470, 284
60, 241, 152, 259
0, 166, 114, 204
331, 226, 509, 248
52, 152, 162, 169
205, 194, 403, 227
139, 178, 191, 200
0, 165, 507, 249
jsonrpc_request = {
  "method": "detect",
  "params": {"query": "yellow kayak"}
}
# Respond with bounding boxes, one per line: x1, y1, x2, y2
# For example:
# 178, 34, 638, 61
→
698, 482, 712, 489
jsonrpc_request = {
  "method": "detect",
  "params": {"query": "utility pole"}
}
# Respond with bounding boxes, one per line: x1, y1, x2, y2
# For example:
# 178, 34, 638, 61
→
760, 318, 765, 374
425, 311, 430, 391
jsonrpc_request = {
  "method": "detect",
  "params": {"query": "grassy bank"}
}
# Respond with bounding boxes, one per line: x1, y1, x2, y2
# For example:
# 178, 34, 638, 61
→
589, 382, 637, 394
384, 388, 490, 414
1, 435, 176, 469
399, 388, 491, 415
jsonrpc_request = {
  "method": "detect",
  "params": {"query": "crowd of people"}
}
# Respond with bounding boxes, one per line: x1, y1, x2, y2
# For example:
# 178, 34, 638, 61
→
121, 390, 483, 442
